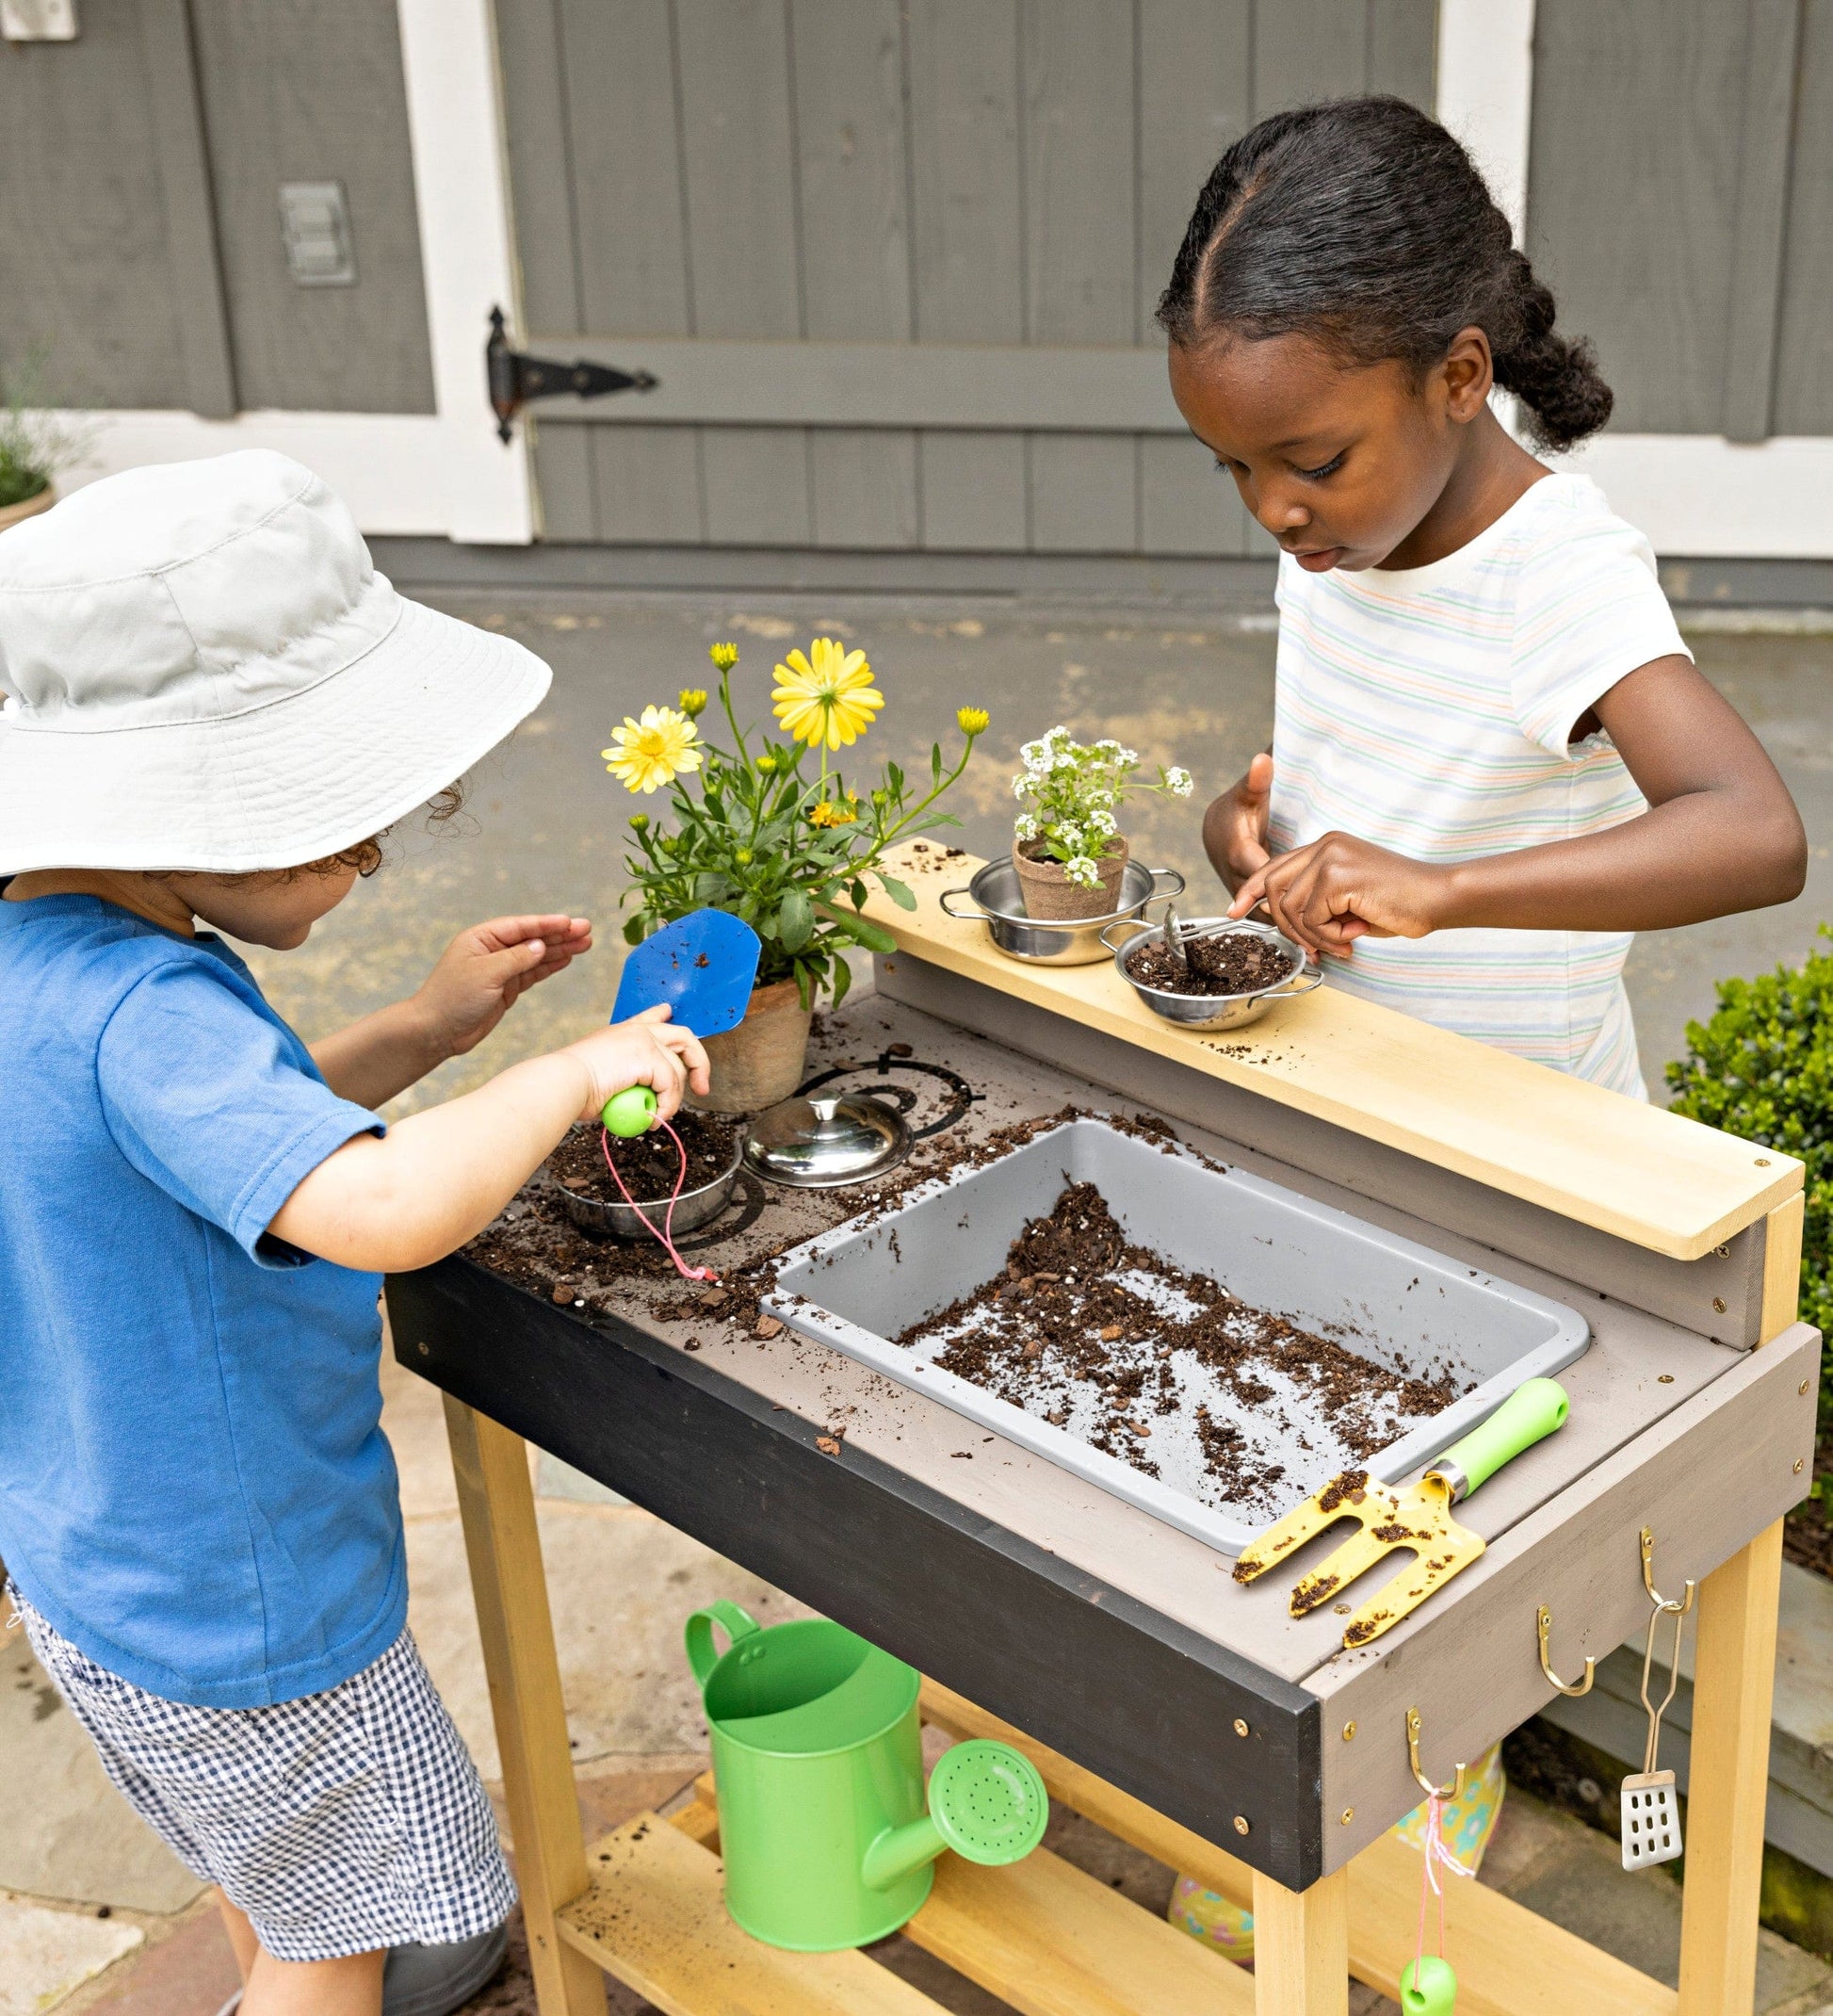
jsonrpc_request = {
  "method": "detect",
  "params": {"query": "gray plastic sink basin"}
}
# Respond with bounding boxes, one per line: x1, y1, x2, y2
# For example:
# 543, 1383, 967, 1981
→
764, 1117, 1590, 1554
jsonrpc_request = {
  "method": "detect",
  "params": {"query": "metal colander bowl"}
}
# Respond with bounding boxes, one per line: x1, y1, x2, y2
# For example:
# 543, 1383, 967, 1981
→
1100, 915, 1325, 1032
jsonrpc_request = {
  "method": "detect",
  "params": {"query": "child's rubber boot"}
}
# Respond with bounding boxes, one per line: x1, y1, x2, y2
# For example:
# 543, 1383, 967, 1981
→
383, 1923, 511, 2016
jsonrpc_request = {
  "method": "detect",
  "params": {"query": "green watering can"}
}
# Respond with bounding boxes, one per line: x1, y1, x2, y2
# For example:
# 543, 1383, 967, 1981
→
687, 1600, 1049, 1951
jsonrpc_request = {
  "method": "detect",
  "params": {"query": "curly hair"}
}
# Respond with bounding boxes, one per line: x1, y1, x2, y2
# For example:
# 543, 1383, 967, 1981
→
1157, 97, 1613, 453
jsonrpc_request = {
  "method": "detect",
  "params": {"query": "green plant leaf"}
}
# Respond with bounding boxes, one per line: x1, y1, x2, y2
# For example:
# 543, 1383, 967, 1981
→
877, 873, 917, 911
777, 887, 815, 951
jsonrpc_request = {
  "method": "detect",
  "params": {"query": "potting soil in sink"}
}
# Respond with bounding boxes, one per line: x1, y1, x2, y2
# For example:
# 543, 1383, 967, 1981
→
548, 1113, 739, 1204
1125, 933, 1295, 996
898, 1180, 1458, 1517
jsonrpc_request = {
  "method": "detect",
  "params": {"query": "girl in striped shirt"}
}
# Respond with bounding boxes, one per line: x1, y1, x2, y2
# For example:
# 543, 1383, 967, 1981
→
1162, 96, 1804, 1101
1152, 95, 1805, 1959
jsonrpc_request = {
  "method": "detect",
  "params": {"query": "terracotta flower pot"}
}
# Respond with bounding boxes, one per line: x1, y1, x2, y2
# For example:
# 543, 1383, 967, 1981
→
687, 977, 814, 1115
1012, 837, 1130, 921
0, 483, 55, 535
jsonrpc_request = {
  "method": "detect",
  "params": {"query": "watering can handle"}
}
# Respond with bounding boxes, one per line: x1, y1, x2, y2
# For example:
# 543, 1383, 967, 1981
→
684, 1601, 760, 1686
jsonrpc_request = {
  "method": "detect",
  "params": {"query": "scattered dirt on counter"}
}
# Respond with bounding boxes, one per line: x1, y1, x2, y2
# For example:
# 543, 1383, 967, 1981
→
897, 1181, 1456, 1516
547, 1114, 739, 1204
1126, 931, 1295, 997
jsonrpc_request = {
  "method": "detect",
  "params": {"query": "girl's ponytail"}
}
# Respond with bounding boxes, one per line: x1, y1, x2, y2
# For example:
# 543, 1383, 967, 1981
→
1486, 249, 1614, 452
1157, 98, 1614, 454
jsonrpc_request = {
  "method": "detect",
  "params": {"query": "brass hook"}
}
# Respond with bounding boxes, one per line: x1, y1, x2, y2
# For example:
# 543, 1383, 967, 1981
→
1536, 1603, 1597, 1698
1640, 1528, 1696, 1617
1405, 1706, 1467, 1802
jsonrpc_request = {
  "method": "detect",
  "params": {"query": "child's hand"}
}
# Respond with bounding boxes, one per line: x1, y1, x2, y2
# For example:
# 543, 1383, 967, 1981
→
564, 1005, 711, 1124
1227, 832, 1448, 955
1204, 753, 1274, 892
413, 914, 594, 1061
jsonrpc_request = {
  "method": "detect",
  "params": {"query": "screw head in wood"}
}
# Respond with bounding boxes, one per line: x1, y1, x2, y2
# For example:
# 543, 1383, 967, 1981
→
1712, 1297, 1727, 1313
1795, 1458, 1806, 1474
1343, 1721, 1357, 1741
1803, 1379, 1812, 1395
1757, 1157, 1772, 1165
417, 1341, 430, 1357
1340, 1807, 1354, 1825
1658, 1374, 1674, 1384
1232, 1718, 1249, 1738
1233, 1815, 1250, 1836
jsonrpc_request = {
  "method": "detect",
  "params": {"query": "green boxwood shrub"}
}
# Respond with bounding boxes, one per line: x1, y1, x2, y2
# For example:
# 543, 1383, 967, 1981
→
1666, 929, 1833, 1406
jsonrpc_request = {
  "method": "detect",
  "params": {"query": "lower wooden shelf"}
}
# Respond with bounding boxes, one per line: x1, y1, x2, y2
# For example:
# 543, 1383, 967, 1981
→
558, 1769, 1252, 2016
553, 1689, 1682, 2016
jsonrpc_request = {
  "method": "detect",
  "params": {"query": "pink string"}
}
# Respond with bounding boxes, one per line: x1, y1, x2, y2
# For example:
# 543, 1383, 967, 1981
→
1412, 1793, 1475, 1974
601, 1121, 718, 1283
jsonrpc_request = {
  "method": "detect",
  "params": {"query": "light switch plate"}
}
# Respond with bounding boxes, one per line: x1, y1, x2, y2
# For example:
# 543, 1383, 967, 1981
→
1, 0, 78, 40
279, 180, 357, 288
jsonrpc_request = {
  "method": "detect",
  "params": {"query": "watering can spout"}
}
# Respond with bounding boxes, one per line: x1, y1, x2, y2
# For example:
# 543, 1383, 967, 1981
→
862, 1815, 948, 1892
863, 1739, 1049, 1891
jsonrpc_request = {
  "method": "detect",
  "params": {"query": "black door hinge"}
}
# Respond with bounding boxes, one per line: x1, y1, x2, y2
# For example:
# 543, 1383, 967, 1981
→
486, 306, 657, 443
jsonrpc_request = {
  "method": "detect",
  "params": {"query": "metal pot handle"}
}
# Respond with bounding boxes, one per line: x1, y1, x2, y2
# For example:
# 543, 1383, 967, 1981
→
1098, 919, 1148, 954
938, 888, 989, 922
1273, 962, 1326, 999
1145, 867, 1187, 905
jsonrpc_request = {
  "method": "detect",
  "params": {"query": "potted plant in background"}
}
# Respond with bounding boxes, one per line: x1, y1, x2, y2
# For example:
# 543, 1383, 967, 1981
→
1010, 726, 1193, 920
0, 349, 90, 534
607, 637, 988, 1112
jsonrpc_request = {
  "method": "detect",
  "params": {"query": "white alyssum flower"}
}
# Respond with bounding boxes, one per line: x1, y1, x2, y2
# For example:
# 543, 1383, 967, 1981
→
1064, 854, 1101, 888
1014, 813, 1040, 841
1165, 766, 1193, 798
1087, 807, 1117, 836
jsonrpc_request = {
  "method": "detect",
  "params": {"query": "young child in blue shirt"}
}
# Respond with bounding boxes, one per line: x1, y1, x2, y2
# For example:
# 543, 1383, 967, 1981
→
0, 451, 709, 2016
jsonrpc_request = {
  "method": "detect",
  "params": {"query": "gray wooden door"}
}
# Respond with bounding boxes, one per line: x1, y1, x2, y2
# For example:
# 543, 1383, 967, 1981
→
0, 0, 432, 417
498, 0, 1437, 555
1528, 0, 1833, 443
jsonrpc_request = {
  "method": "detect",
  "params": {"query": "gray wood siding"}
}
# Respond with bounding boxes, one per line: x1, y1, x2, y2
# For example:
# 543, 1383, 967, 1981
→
189, 0, 435, 415
1526, 0, 1814, 444
0, 0, 431, 417
503, 0, 1436, 552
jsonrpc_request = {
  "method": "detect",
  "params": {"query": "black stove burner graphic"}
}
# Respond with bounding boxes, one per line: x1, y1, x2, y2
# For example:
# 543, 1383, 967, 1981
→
670, 1172, 770, 1250
793, 1049, 979, 1141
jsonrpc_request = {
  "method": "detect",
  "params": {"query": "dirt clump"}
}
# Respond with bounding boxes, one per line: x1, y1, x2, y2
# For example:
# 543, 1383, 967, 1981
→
547, 1113, 739, 1204
1126, 930, 1295, 997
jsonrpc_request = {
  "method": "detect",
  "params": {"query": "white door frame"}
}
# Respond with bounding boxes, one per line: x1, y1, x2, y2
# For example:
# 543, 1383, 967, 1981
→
41, 0, 533, 544
1436, 0, 1833, 561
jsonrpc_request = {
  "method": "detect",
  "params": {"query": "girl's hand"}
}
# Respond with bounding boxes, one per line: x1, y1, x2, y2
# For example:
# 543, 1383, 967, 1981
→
1204, 753, 1274, 893
563, 1005, 711, 1124
1228, 832, 1450, 954
413, 914, 594, 1061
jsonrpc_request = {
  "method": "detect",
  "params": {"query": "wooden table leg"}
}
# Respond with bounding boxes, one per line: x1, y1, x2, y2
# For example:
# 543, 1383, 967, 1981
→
1676, 1517, 1785, 2016
445, 1395, 608, 2016
1253, 1867, 1348, 2016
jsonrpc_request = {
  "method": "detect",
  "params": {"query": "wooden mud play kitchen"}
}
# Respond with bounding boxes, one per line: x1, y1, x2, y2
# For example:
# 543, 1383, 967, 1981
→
388, 841, 1816, 2016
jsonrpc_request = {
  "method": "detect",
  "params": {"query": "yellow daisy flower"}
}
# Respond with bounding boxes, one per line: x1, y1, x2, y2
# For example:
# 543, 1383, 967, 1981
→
808, 791, 859, 828
772, 638, 884, 750
602, 706, 703, 794
956, 705, 990, 736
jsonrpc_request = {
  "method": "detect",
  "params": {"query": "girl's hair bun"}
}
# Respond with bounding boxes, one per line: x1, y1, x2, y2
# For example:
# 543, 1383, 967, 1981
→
1157, 97, 1613, 453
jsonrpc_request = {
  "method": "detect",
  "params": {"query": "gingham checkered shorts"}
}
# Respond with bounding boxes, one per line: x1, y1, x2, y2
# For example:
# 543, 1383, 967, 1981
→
8, 1586, 515, 1962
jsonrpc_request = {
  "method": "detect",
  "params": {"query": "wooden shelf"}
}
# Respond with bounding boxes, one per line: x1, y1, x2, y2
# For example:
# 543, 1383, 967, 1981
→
863, 847, 1801, 1260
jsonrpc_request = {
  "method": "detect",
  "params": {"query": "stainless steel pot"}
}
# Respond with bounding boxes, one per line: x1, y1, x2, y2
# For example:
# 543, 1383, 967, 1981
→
556, 1125, 748, 1240
1101, 916, 1324, 1032
938, 856, 1185, 967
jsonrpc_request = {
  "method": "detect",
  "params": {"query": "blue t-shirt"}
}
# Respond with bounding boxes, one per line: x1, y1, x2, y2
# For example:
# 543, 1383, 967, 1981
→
0, 893, 407, 1707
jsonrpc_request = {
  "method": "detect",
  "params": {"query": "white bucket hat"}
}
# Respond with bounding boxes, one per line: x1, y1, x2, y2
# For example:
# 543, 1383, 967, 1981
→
0, 448, 551, 873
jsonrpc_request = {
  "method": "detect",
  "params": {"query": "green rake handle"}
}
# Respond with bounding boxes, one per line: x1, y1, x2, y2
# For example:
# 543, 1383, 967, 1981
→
1431, 1377, 1569, 1500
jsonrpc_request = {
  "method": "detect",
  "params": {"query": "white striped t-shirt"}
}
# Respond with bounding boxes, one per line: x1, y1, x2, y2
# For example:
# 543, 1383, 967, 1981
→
1268, 473, 1689, 1100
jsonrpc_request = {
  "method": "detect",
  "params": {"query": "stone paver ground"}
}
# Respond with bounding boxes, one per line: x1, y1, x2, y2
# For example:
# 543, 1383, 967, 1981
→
9, 588, 1833, 2012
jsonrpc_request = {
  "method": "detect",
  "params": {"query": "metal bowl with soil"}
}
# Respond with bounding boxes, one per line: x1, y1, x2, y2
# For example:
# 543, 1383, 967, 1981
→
548, 1113, 746, 1240
1102, 916, 1323, 1032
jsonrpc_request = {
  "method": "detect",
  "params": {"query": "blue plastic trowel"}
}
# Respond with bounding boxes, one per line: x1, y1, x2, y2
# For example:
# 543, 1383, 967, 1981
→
601, 909, 762, 1134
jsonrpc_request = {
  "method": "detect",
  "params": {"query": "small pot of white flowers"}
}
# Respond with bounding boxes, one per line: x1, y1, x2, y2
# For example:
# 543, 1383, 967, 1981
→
1010, 727, 1194, 921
